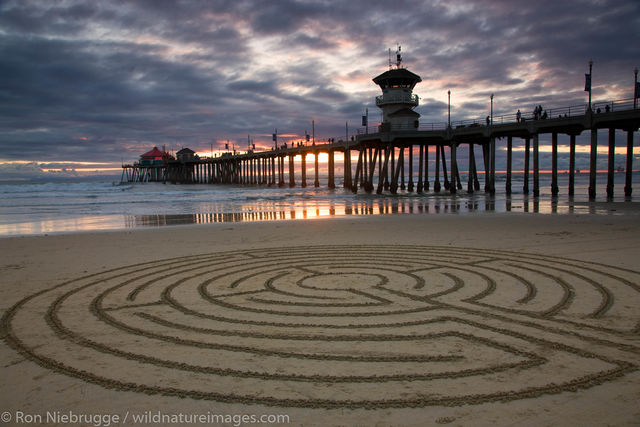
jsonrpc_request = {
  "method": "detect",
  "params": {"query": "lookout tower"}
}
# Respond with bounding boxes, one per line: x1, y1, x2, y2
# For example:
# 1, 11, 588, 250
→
373, 46, 421, 131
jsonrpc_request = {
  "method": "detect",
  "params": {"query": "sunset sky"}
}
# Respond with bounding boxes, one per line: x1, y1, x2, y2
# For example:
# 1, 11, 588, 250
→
1, 0, 639, 178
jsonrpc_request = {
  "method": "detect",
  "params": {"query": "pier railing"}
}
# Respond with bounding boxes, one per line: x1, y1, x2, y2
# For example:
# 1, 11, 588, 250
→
353, 97, 639, 135
375, 93, 419, 107
194, 97, 639, 155
445, 97, 636, 129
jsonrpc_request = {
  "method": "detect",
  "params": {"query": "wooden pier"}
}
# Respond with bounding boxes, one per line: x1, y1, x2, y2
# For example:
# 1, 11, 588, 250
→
122, 101, 639, 199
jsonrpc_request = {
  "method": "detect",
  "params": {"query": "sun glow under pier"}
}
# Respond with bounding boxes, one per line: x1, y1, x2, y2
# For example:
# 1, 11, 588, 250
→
123, 195, 630, 229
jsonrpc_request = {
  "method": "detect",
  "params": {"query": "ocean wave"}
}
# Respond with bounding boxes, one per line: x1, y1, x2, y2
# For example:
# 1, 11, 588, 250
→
1, 174, 638, 234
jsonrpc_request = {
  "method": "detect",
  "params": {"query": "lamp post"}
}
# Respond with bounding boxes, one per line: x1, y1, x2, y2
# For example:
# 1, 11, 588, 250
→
447, 90, 451, 128
366, 107, 369, 134
490, 93, 494, 125
634, 67, 638, 109
588, 60, 593, 111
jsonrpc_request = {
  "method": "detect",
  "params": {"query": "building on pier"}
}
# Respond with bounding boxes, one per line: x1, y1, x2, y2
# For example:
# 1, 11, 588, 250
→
373, 46, 422, 131
177, 147, 198, 162
140, 147, 168, 166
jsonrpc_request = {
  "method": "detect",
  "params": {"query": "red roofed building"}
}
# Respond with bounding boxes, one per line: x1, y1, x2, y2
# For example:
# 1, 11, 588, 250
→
140, 147, 167, 165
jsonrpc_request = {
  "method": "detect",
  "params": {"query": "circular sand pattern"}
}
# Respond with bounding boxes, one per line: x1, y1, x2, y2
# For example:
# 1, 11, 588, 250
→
2, 245, 640, 408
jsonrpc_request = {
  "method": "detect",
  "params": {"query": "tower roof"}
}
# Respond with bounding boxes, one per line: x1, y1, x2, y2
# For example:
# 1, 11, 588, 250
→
373, 68, 422, 89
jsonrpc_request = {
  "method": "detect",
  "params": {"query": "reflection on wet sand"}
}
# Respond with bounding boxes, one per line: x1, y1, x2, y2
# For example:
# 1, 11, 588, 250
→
125, 195, 620, 228
1, 194, 629, 236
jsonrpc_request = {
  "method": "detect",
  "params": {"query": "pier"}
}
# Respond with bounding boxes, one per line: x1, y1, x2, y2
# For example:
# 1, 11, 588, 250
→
121, 101, 639, 199
123, 55, 639, 199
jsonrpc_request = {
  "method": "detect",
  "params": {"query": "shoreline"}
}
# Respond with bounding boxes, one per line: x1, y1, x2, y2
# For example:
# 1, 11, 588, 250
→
2, 172, 640, 239
2, 213, 639, 426
3, 211, 640, 267
2, 196, 640, 239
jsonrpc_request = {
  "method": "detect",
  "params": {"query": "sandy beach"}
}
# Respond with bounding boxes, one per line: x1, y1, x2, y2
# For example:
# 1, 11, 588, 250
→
2, 212, 640, 426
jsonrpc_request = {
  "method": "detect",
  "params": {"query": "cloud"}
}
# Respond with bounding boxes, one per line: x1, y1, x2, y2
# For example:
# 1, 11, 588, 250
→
247, 0, 326, 35
0, 0, 638, 172
0, 162, 85, 180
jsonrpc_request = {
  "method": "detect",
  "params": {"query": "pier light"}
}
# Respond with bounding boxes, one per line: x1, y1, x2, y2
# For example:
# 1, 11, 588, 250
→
587, 60, 593, 110
490, 93, 494, 126
634, 67, 638, 109
448, 90, 451, 128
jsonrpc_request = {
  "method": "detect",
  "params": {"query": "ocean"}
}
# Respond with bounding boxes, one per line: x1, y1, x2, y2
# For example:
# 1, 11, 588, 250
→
1, 172, 639, 237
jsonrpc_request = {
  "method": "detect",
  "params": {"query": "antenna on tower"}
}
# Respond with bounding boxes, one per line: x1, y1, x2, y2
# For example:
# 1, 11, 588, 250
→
388, 48, 392, 70
396, 44, 402, 68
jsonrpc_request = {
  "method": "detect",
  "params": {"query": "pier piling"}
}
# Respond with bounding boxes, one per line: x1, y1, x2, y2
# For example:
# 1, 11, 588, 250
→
569, 134, 577, 196
441, 145, 450, 191
328, 150, 335, 189
625, 129, 634, 197
417, 145, 424, 193
552, 132, 559, 197
607, 128, 615, 199
450, 143, 457, 194
506, 137, 512, 195
524, 137, 530, 195
288, 154, 295, 188
424, 145, 430, 191
589, 129, 598, 200
533, 134, 540, 197
314, 153, 320, 187
408, 145, 414, 192
434, 145, 441, 192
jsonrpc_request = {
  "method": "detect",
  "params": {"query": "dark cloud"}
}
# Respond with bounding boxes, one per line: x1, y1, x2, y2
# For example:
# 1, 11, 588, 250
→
0, 0, 638, 174
247, 0, 326, 34
228, 79, 279, 96
286, 33, 337, 50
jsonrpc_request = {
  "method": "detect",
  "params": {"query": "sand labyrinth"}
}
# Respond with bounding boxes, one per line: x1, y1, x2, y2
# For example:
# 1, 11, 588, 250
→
3, 245, 640, 408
